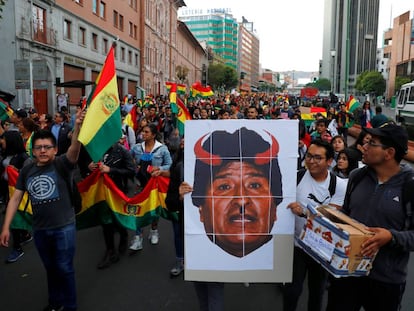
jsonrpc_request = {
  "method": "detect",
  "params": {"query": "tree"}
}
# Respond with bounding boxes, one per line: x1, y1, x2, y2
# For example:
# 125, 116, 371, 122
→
395, 76, 412, 94
355, 71, 385, 97
305, 78, 331, 91
207, 63, 238, 90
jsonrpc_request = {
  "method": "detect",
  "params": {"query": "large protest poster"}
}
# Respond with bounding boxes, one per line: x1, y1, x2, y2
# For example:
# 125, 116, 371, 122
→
184, 120, 298, 282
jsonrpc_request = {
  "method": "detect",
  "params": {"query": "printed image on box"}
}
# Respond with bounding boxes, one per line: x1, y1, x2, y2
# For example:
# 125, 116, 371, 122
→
298, 205, 377, 278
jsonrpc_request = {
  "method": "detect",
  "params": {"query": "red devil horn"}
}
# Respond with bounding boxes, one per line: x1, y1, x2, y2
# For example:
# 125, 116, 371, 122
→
194, 134, 222, 166
255, 131, 279, 165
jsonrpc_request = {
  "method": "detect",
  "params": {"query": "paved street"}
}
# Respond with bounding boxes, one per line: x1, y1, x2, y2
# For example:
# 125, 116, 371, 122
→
1, 214, 414, 311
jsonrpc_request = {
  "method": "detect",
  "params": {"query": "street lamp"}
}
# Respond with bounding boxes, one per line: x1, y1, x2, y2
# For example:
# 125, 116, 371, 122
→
330, 50, 336, 93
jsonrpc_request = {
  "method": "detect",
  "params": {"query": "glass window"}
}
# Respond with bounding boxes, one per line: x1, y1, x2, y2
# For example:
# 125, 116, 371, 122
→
64, 19, 72, 40
99, 1, 106, 19
79, 27, 86, 45
92, 33, 98, 50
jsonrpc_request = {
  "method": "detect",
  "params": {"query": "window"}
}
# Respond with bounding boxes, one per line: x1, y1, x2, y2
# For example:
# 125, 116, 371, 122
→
92, 0, 97, 14
129, 22, 133, 37
79, 27, 86, 46
129, 0, 137, 10
128, 50, 132, 64
92, 33, 98, 50
133, 25, 137, 39
135, 53, 138, 67
63, 19, 72, 40
113, 10, 118, 28
103, 38, 108, 54
119, 15, 124, 31
121, 47, 125, 62
74, 0, 83, 5
99, 1, 106, 19
32, 5, 47, 43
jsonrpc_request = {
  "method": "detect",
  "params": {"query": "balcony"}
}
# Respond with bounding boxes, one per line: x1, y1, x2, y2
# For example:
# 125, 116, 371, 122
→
31, 24, 57, 47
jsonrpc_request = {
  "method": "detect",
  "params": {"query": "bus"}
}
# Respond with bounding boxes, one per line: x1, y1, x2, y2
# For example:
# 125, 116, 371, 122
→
396, 80, 414, 125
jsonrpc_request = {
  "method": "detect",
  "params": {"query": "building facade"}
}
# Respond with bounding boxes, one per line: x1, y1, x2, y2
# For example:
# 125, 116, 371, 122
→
178, 8, 238, 70
0, 0, 142, 113
321, 0, 380, 97
238, 19, 260, 91
382, 11, 414, 99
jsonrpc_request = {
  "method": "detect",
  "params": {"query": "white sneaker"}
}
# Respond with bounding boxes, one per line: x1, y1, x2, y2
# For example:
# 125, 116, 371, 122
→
129, 235, 143, 251
149, 229, 159, 245
170, 259, 184, 276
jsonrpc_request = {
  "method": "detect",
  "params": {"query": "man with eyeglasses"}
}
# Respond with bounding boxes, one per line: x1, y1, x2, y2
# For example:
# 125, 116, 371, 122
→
327, 123, 414, 311
0, 109, 85, 311
283, 139, 347, 311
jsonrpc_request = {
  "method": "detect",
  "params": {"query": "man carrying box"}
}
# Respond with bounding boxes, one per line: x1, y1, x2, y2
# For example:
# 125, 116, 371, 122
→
284, 140, 347, 311
326, 122, 414, 311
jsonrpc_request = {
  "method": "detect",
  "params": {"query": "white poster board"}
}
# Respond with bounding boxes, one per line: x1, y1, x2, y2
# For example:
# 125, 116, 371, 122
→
184, 120, 298, 282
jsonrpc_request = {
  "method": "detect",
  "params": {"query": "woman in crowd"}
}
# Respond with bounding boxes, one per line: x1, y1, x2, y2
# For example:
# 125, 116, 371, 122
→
349, 130, 372, 163
332, 148, 359, 179
129, 123, 172, 251
360, 101, 373, 127
18, 117, 39, 155
0, 131, 31, 263
330, 135, 347, 168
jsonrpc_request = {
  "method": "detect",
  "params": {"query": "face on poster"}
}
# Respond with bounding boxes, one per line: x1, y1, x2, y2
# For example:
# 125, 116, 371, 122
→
184, 120, 297, 272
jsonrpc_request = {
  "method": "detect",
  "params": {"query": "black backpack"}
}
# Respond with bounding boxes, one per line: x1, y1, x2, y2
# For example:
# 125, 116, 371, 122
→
136, 145, 162, 188
345, 166, 414, 230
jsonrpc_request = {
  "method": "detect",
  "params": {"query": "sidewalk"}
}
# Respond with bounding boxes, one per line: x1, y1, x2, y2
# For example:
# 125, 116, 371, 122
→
349, 125, 414, 163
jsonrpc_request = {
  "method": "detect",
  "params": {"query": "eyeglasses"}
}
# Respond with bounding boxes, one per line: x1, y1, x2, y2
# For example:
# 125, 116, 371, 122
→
364, 140, 388, 148
33, 145, 55, 151
305, 153, 326, 163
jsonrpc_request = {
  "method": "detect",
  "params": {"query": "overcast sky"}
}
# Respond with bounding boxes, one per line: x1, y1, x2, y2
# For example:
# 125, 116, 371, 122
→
180, 0, 413, 72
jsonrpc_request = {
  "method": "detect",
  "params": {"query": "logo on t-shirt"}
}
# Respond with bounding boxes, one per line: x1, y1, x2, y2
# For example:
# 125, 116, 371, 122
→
27, 171, 60, 204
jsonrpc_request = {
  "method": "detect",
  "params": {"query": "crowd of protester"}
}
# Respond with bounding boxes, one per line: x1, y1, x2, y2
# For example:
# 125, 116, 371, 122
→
0, 91, 411, 311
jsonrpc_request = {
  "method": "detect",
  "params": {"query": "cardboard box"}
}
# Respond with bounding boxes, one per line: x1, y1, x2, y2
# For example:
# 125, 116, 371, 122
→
297, 205, 376, 278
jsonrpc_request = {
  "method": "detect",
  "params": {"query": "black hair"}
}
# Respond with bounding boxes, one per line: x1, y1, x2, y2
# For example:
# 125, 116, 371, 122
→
333, 148, 359, 177
310, 139, 335, 160
32, 129, 57, 147
192, 127, 283, 207
1, 131, 26, 156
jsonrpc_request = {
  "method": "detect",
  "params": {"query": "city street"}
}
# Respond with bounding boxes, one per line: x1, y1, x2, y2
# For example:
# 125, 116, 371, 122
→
1, 214, 414, 310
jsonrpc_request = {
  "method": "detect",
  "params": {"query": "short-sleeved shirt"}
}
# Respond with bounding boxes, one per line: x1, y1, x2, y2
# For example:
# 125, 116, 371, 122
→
16, 155, 75, 230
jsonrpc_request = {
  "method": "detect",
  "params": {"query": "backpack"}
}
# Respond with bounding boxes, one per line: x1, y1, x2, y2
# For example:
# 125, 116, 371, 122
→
297, 168, 337, 197
345, 166, 414, 230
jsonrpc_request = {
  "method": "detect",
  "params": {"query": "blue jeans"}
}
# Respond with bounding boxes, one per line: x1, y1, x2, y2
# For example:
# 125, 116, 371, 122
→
34, 223, 77, 310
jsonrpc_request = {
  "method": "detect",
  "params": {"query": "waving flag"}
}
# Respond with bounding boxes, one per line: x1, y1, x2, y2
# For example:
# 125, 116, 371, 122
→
176, 97, 192, 136
0, 98, 14, 121
166, 82, 186, 95
123, 106, 138, 131
168, 83, 179, 114
7, 167, 174, 231
191, 81, 214, 98
78, 44, 122, 162
346, 95, 360, 113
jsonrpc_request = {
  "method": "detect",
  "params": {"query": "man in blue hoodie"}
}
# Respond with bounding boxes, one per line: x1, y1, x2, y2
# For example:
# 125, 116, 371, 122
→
327, 122, 414, 311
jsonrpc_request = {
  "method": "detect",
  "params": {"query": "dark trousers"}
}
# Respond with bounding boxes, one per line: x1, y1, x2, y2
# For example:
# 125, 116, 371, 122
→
326, 276, 406, 311
338, 127, 348, 143
102, 222, 128, 251
172, 212, 184, 259
34, 223, 77, 310
193, 282, 224, 311
282, 247, 328, 311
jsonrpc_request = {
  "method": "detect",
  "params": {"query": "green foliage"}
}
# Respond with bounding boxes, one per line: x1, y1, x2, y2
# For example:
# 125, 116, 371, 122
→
395, 76, 412, 94
306, 78, 331, 91
207, 63, 238, 90
355, 71, 385, 96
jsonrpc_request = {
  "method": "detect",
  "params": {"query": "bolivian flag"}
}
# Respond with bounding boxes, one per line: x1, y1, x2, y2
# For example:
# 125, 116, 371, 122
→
7, 167, 172, 231
166, 82, 186, 95
346, 95, 360, 113
176, 97, 191, 136
7, 166, 32, 231
169, 83, 178, 114
299, 106, 327, 128
191, 81, 214, 98
78, 44, 122, 162
0, 98, 14, 121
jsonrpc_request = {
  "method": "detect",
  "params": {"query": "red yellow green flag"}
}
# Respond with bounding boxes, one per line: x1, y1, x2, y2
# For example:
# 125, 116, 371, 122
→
7, 167, 174, 231
78, 44, 122, 162
166, 82, 186, 95
346, 95, 360, 113
191, 81, 214, 98
169, 83, 179, 114
0, 98, 14, 121
176, 97, 192, 136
